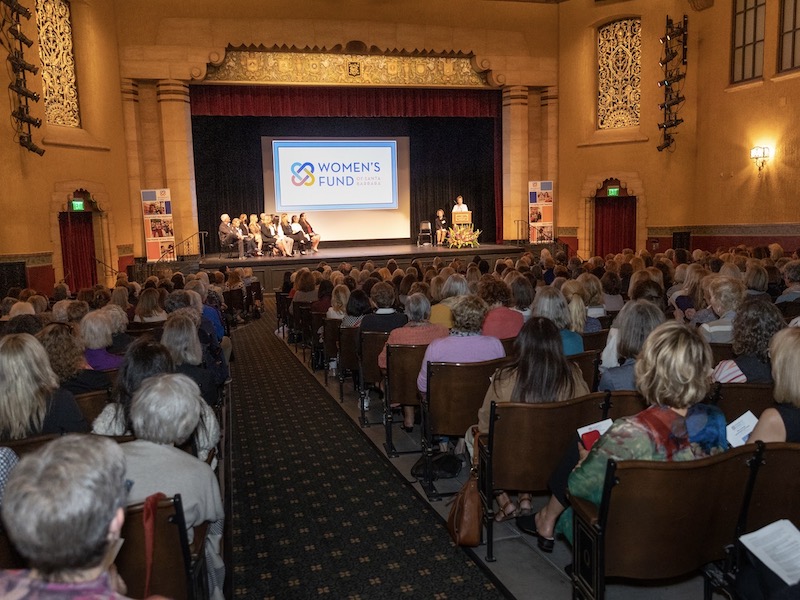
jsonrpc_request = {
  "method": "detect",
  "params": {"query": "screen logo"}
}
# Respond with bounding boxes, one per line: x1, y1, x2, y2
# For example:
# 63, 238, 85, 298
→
291, 162, 316, 186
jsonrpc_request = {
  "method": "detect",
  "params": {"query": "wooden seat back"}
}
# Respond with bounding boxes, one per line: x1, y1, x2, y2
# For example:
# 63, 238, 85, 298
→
709, 343, 735, 365
310, 311, 326, 361
323, 318, 341, 366
486, 393, 608, 493
580, 329, 609, 352
571, 350, 600, 392
499, 337, 517, 358
708, 382, 775, 423
73, 389, 111, 424
274, 291, 291, 328
360, 331, 390, 387
602, 390, 648, 421
296, 303, 313, 348
386, 344, 428, 408
571, 445, 756, 596
426, 358, 505, 438
223, 288, 246, 313
116, 494, 201, 600
3, 434, 61, 457
337, 326, 361, 373
746, 442, 800, 532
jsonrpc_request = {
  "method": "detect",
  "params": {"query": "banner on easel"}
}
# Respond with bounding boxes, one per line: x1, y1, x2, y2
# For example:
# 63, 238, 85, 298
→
141, 189, 175, 262
528, 181, 555, 244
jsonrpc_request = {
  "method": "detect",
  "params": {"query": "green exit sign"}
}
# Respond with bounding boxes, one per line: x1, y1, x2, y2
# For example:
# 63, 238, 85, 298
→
607, 187, 620, 197
70, 199, 85, 211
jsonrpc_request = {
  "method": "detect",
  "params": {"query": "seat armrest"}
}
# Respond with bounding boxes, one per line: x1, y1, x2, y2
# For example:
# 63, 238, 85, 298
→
569, 494, 600, 527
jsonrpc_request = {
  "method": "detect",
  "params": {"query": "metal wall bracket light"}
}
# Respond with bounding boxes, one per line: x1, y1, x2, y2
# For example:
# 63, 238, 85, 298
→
750, 146, 770, 174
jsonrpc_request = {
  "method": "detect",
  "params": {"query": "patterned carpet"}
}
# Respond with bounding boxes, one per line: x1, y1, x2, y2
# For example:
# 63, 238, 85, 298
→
228, 309, 508, 599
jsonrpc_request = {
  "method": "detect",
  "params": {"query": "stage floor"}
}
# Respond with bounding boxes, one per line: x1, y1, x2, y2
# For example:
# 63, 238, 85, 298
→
200, 242, 524, 290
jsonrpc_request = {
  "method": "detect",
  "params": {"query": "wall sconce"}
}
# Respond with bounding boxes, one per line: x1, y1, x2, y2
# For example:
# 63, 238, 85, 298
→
750, 146, 770, 173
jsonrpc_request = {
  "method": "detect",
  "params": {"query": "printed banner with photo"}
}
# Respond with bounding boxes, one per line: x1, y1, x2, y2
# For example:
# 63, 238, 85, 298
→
529, 181, 555, 244
141, 189, 175, 262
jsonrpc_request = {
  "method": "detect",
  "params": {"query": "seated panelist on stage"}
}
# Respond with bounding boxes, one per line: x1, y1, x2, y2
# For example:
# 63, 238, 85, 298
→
434, 209, 448, 246
218, 213, 251, 259
231, 217, 256, 257
452, 195, 469, 213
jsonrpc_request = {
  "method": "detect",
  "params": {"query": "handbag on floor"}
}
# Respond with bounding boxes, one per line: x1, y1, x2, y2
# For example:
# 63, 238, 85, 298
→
447, 429, 481, 547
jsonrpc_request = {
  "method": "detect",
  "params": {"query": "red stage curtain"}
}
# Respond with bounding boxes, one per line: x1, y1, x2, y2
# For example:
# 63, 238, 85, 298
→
59, 212, 96, 291
594, 196, 636, 257
190, 85, 501, 119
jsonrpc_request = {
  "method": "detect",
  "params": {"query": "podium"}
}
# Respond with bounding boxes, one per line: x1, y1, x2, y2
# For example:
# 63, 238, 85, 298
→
451, 211, 472, 226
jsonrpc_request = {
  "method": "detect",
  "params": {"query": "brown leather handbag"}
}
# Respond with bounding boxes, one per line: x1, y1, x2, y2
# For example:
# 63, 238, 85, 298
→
447, 429, 482, 547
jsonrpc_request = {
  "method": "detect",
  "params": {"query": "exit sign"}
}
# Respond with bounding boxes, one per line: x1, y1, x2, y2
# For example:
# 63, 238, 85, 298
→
70, 199, 85, 211
607, 187, 620, 197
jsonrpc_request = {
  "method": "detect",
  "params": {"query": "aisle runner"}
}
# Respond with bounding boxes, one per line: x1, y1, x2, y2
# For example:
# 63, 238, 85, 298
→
228, 313, 505, 599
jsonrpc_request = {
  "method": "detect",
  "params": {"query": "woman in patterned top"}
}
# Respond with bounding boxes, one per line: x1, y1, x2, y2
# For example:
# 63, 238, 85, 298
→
555, 321, 728, 545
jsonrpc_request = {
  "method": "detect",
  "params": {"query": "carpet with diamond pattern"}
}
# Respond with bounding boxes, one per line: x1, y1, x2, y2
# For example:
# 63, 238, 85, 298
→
227, 309, 508, 599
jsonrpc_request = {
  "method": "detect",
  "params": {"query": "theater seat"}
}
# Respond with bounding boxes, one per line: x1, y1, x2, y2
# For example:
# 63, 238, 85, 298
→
417, 221, 432, 246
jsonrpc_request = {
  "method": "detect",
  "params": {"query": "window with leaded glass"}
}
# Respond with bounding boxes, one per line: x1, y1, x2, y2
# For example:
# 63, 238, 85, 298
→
732, 0, 766, 83
780, 0, 800, 71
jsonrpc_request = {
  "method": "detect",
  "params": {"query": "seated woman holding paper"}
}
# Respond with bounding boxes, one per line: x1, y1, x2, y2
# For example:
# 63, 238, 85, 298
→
474, 317, 589, 521
749, 327, 800, 443
554, 321, 728, 545
712, 297, 784, 384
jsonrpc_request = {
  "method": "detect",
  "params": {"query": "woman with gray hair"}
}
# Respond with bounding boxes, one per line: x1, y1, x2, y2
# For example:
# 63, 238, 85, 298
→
597, 300, 665, 391
0, 333, 88, 441
532, 286, 584, 356
122, 373, 225, 600
80, 310, 124, 370
377, 293, 449, 431
0, 435, 131, 596
161, 311, 220, 408
429, 273, 469, 329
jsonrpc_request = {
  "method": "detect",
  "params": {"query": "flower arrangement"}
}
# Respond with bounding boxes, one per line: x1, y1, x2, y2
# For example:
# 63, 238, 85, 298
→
447, 224, 481, 248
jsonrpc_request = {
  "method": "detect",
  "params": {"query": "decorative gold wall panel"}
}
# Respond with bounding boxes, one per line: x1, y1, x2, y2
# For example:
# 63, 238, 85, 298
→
35, 0, 81, 127
205, 50, 489, 88
597, 18, 641, 129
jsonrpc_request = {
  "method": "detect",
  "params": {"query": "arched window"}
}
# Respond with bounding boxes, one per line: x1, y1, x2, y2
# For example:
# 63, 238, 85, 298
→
597, 18, 641, 130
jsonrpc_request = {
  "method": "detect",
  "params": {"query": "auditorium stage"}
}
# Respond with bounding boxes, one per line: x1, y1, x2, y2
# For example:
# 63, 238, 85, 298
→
200, 242, 524, 290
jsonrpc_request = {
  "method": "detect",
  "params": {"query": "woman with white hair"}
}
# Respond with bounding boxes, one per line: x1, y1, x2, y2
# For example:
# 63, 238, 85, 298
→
80, 311, 124, 370
377, 293, 449, 431
0, 435, 130, 596
0, 333, 88, 441
122, 373, 225, 600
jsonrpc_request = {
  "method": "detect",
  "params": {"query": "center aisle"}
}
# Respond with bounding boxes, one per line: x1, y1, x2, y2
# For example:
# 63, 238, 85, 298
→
227, 310, 508, 598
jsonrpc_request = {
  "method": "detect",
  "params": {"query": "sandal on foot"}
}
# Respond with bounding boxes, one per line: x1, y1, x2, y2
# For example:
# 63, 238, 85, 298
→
518, 493, 533, 516
495, 499, 519, 522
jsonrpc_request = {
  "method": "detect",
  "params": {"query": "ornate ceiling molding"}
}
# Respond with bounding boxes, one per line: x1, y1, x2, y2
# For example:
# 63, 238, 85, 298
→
203, 45, 496, 88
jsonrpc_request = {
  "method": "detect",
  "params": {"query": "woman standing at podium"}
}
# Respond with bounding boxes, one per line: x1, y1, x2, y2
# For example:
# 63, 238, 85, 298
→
452, 195, 468, 212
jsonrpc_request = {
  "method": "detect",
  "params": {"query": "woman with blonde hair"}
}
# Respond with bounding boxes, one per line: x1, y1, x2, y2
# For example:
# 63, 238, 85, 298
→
576, 273, 606, 318
530, 322, 727, 551
670, 263, 708, 322
750, 328, 800, 443
248, 214, 264, 256
560, 280, 600, 333
327, 284, 350, 320
281, 213, 307, 254
0, 333, 88, 440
